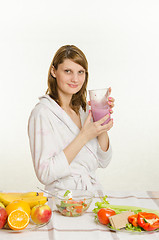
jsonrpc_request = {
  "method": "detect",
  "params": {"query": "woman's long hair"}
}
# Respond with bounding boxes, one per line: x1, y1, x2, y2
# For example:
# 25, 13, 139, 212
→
46, 45, 88, 113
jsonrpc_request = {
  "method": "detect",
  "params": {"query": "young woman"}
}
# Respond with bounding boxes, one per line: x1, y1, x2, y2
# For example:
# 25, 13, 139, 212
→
28, 45, 114, 194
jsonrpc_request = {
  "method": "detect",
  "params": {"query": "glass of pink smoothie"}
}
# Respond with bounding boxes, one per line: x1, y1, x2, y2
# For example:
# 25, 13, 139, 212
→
89, 88, 110, 125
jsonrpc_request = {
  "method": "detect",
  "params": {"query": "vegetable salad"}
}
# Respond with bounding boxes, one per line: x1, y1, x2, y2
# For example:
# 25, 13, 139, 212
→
56, 190, 88, 217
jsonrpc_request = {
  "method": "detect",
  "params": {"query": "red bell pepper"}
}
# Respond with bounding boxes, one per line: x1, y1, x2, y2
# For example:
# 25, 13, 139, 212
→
128, 214, 138, 227
137, 212, 159, 231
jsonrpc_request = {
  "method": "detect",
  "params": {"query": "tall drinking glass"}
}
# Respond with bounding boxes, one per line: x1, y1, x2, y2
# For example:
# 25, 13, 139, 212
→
89, 88, 111, 125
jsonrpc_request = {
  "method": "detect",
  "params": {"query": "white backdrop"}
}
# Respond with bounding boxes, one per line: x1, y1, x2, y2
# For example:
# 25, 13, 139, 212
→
0, 0, 159, 192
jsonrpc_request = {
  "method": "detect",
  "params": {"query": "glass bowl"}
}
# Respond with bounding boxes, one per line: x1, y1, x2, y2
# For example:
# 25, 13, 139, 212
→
54, 189, 94, 217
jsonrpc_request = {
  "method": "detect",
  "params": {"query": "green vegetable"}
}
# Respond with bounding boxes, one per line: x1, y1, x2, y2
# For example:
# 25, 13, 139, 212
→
93, 196, 159, 216
125, 223, 142, 232
93, 196, 159, 232
64, 190, 71, 197
60, 201, 82, 208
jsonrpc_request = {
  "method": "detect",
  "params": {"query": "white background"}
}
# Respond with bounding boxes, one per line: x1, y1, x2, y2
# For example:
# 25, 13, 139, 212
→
0, 0, 159, 192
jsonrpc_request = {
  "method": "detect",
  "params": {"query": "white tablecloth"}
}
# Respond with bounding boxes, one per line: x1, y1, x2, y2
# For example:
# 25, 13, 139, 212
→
1, 191, 159, 240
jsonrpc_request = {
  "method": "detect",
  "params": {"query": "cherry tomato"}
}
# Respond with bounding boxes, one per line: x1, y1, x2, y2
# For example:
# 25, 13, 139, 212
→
97, 208, 116, 225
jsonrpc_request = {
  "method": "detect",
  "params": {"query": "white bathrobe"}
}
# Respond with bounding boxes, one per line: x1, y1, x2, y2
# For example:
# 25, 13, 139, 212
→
28, 95, 112, 194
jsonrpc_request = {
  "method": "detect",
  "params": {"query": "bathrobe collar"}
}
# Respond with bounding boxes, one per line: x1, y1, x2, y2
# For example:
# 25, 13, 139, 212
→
38, 94, 85, 136
38, 95, 97, 158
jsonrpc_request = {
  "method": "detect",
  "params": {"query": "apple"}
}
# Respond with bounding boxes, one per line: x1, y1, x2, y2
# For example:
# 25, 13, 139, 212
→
31, 204, 52, 224
0, 207, 8, 229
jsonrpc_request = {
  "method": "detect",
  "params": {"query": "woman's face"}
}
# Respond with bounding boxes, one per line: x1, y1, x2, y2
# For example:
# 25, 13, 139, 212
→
51, 59, 86, 97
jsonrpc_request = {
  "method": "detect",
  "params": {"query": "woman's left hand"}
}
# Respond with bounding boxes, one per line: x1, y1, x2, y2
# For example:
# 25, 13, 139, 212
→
108, 87, 115, 114
88, 87, 115, 114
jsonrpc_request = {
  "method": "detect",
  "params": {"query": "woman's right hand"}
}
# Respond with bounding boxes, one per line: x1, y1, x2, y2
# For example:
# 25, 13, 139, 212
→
80, 111, 113, 143
64, 111, 113, 164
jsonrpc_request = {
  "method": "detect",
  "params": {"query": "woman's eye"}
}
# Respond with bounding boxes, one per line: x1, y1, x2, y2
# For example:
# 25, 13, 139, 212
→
79, 70, 84, 74
65, 69, 71, 73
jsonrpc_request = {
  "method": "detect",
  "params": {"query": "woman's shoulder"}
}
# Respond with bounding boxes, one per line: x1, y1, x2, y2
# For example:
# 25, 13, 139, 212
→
30, 102, 46, 117
29, 94, 60, 120
29, 95, 51, 119
28, 106, 47, 127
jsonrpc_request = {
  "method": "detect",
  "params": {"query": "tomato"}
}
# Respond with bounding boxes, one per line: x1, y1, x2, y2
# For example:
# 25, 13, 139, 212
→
97, 208, 116, 225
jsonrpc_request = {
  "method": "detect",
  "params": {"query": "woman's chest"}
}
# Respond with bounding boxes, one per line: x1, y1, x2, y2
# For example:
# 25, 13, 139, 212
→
63, 109, 82, 129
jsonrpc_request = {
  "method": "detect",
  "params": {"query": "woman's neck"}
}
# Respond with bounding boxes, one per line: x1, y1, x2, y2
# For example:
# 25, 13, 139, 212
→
58, 92, 72, 111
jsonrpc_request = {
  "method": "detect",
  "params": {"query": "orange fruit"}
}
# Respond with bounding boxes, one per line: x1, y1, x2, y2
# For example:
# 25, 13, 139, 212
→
7, 209, 30, 230
6, 200, 30, 216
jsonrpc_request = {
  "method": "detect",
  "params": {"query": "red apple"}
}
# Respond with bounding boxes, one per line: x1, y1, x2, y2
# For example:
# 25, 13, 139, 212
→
0, 207, 8, 229
31, 204, 52, 224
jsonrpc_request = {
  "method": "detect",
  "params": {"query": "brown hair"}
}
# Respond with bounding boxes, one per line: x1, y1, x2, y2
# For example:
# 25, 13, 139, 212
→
46, 45, 88, 113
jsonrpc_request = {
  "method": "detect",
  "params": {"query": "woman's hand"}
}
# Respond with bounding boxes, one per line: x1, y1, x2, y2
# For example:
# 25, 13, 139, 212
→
88, 87, 115, 114
63, 88, 114, 162
80, 112, 113, 143
64, 112, 113, 163
107, 87, 115, 114
86, 87, 115, 151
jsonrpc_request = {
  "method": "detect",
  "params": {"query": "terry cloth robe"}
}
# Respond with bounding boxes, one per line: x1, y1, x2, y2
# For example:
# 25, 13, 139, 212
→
28, 95, 112, 194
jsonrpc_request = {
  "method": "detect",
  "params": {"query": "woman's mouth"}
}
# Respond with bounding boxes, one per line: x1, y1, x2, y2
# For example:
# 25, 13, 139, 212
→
68, 84, 78, 88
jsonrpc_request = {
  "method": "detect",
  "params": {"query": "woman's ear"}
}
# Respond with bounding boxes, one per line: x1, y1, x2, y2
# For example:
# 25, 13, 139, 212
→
50, 66, 56, 78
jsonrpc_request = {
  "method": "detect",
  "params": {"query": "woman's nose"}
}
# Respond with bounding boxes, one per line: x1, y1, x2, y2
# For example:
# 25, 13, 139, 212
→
71, 73, 78, 82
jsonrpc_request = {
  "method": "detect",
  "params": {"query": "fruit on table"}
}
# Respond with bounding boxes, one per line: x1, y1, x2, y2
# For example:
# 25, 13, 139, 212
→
31, 204, 52, 224
1, 192, 40, 197
0, 193, 47, 208
97, 208, 116, 225
0, 207, 8, 229
7, 209, 29, 231
0, 192, 44, 206
21, 196, 48, 208
0, 192, 41, 203
37, 192, 44, 196
6, 200, 31, 216
0, 202, 5, 209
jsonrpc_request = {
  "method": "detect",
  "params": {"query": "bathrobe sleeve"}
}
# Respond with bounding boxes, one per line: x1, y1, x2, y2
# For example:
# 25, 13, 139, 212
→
28, 108, 71, 185
97, 142, 112, 168
84, 103, 112, 169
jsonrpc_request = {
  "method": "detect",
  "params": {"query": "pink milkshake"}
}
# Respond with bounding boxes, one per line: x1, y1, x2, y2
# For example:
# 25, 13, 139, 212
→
89, 88, 111, 125
91, 105, 110, 125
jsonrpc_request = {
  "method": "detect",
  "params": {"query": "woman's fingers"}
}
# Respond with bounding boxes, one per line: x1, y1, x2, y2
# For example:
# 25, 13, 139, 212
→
108, 97, 115, 108
108, 96, 115, 102
109, 109, 113, 114
109, 102, 114, 108
106, 120, 113, 131
86, 110, 92, 122
102, 118, 113, 130
83, 110, 92, 127
95, 114, 113, 130
108, 87, 111, 95
96, 113, 111, 125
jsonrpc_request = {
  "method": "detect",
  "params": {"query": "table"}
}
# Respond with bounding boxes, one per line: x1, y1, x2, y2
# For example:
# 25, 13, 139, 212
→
1, 191, 159, 240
